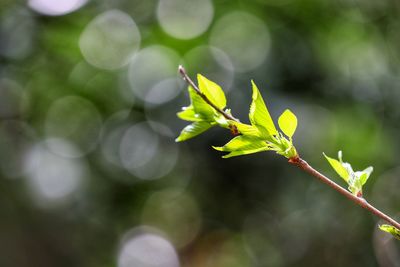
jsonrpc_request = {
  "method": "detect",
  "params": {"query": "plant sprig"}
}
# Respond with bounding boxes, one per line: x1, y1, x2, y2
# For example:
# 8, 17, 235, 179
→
176, 65, 400, 241
176, 67, 297, 159
324, 151, 373, 197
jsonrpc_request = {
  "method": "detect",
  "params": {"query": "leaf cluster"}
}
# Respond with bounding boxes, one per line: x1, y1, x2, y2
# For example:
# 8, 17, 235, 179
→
176, 72, 400, 241
323, 151, 400, 239
176, 75, 298, 159
323, 151, 373, 197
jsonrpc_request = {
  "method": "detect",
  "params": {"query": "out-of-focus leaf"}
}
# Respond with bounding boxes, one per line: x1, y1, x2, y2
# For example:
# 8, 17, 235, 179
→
278, 109, 297, 138
249, 81, 277, 137
197, 74, 226, 109
175, 121, 213, 142
323, 152, 349, 182
379, 225, 400, 240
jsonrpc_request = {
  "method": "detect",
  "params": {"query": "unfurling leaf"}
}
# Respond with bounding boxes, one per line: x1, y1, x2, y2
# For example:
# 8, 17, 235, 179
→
278, 109, 297, 138
358, 166, 373, 185
323, 151, 373, 196
379, 224, 400, 240
175, 121, 213, 142
198, 74, 226, 109
323, 152, 349, 182
213, 135, 270, 158
249, 81, 277, 137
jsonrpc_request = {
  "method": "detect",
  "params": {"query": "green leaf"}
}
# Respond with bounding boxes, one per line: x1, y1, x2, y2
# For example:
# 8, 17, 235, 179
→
358, 166, 373, 185
227, 121, 262, 137
213, 135, 270, 158
177, 106, 201, 122
175, 121, 213, 142
323, 152, 349, 182
379, 225, 400, 240
249, 81, 277, 136
197, 74, 226, 109
214, 114, 230, 128
221, 146, 271, 158
213, 135, 266, 152
188, 86, 215, 120
347, 173, 362, 196
278, 109, 298, 138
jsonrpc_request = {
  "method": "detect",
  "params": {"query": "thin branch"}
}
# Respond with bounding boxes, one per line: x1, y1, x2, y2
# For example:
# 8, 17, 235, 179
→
178, 65, 400, 230
289, 157, 400, 229
178, 65, 239, 122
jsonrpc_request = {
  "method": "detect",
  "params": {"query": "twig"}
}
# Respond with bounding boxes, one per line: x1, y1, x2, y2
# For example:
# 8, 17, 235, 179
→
178, 65, 238, 122
178, 65, 400, 230
289, 157, 400, 229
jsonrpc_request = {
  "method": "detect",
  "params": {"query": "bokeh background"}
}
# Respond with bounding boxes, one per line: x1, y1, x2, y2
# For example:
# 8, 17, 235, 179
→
1, 0, 400, 266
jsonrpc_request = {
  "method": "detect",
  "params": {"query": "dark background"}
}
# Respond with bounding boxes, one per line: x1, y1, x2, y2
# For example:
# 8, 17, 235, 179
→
1, 0, 400, 266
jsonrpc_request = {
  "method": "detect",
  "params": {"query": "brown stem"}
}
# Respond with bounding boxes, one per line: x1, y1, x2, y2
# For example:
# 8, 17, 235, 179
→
178, 65, 239, 122
289, 157, 400, 229
178, 65, 400, 230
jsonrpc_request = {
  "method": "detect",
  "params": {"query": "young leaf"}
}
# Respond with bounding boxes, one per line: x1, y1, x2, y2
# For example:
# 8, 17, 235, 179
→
358, 166, 373, 185
323, 152, 349, 182
214, 114, 229, 128
324, 151, 374, 196
278, 109, 298, 138
379, 224, 400, 240
177, 106, 201, 122
249, 81, 277, 136
213, 135, 270, 158
221, 146, 271, 158
188, 86, 215, 120
175, 121, 213, 142
197, 74, 226, 109
347, 172, 362, 196
228, 121, 262, 137
213, 135, 267, 152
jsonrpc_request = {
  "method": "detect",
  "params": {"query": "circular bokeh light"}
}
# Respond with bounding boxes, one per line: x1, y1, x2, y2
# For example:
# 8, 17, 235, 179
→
119, 122, 178, 180
210, 11, 271, 72
128, 45, 181, 103
45, 96, 102, 157
28, 0, 88, 16
118, 227, 180, 267
157, 0, 214, 39
183, 45, 234, 91
23, 139, 85, 206
80, 9, 141, 70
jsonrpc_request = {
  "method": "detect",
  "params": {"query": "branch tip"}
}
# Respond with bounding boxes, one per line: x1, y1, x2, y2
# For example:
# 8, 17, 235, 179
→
178, 65, 185, 76
177, 65, 239, 122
